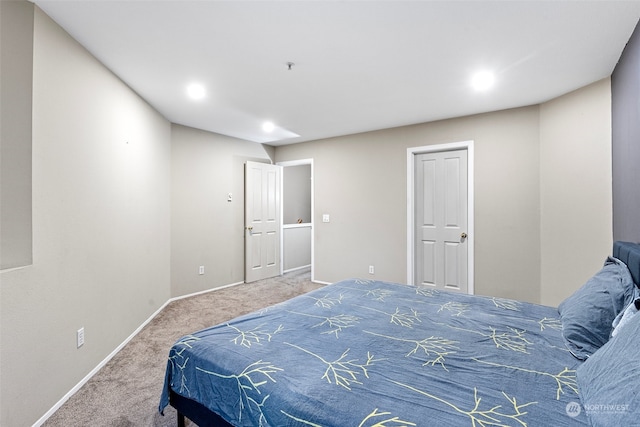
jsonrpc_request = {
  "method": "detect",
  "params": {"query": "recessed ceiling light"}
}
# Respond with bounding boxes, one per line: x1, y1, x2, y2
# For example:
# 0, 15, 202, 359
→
262, 121, 275, 133
471, 71, 495, 91
186, 83, 206, 100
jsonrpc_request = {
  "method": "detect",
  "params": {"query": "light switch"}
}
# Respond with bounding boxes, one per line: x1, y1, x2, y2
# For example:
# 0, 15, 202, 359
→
322, 214, 330, 223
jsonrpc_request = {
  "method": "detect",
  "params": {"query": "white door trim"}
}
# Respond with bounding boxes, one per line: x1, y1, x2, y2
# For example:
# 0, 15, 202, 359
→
277, 159, 315, 282
407, 141, 474, 294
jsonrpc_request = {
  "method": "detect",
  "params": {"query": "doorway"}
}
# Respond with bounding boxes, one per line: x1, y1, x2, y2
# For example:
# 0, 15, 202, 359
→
407, 142, 474, 294
278, 159, 314, 281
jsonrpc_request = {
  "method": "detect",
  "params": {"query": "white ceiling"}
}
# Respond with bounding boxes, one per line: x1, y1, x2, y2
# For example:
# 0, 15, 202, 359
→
33, 0, 640, 146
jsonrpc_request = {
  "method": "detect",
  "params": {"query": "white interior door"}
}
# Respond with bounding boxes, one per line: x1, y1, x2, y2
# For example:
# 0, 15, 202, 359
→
415, 150, 468, 292
245, 161, 282, 283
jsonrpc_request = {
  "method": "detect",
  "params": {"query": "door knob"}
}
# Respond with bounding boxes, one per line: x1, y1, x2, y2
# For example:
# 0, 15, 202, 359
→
461, 232, 467, 239
246, 226, 253, 231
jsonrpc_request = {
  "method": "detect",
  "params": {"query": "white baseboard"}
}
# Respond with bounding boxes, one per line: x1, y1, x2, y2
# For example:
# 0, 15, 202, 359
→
283, 264, 311, 274
32, 280, 245, 427
169, 280, 245, 302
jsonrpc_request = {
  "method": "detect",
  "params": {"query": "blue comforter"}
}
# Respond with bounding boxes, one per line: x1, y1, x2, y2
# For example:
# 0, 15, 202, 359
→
160, 279, 589, 426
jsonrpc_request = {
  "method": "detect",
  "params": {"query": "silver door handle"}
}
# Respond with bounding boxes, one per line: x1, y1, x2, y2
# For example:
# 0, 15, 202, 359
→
461, 232, 467, 239
246, 226, 253, 231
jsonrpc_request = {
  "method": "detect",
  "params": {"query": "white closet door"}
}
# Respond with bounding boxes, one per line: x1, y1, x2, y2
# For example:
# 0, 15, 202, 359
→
415, 150, 468, 293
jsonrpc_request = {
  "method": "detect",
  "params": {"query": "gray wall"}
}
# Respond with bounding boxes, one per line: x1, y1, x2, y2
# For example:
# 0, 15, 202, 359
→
275, 80, 613, 306
170, 124, 274, 297
540, 79, 613, 305
1, 8, 171, 426
1, 0, 33, 269
612, 20, 640, 243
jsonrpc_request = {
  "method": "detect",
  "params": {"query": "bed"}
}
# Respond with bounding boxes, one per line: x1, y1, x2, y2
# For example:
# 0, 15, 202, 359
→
160, 241, 640, 426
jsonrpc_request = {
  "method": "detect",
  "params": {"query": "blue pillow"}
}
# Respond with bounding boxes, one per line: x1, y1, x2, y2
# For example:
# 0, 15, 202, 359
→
577, 311, 640, 426
611, 297, 640, 337
558, 257, 635, 360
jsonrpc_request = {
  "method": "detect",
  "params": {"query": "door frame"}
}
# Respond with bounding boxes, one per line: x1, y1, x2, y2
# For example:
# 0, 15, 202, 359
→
277, 158, 315, 282
407, 141, 474, 294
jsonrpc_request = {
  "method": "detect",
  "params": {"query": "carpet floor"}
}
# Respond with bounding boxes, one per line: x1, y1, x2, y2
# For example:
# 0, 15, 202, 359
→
42, 269, 322, 427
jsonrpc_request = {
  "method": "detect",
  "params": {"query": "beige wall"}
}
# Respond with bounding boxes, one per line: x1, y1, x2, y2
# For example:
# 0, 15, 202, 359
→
275, 106, 543, 302
0, 5, 613, 426
170, 124, 274, 296
540, 78, 613, 306
275, 80, 612, 305
0, 8, 172, 426
283, 164, 312, 224
1, 0, 33, 269
283, 226, 312, 271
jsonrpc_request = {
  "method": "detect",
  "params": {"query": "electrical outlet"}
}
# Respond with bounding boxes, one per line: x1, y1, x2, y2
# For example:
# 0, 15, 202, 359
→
199, 266, 205, 275
77, 327, 85, 348
369, 265, 375, 275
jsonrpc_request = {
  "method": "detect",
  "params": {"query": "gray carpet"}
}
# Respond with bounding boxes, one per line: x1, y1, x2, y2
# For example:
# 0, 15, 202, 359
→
42, 269, 322, 427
